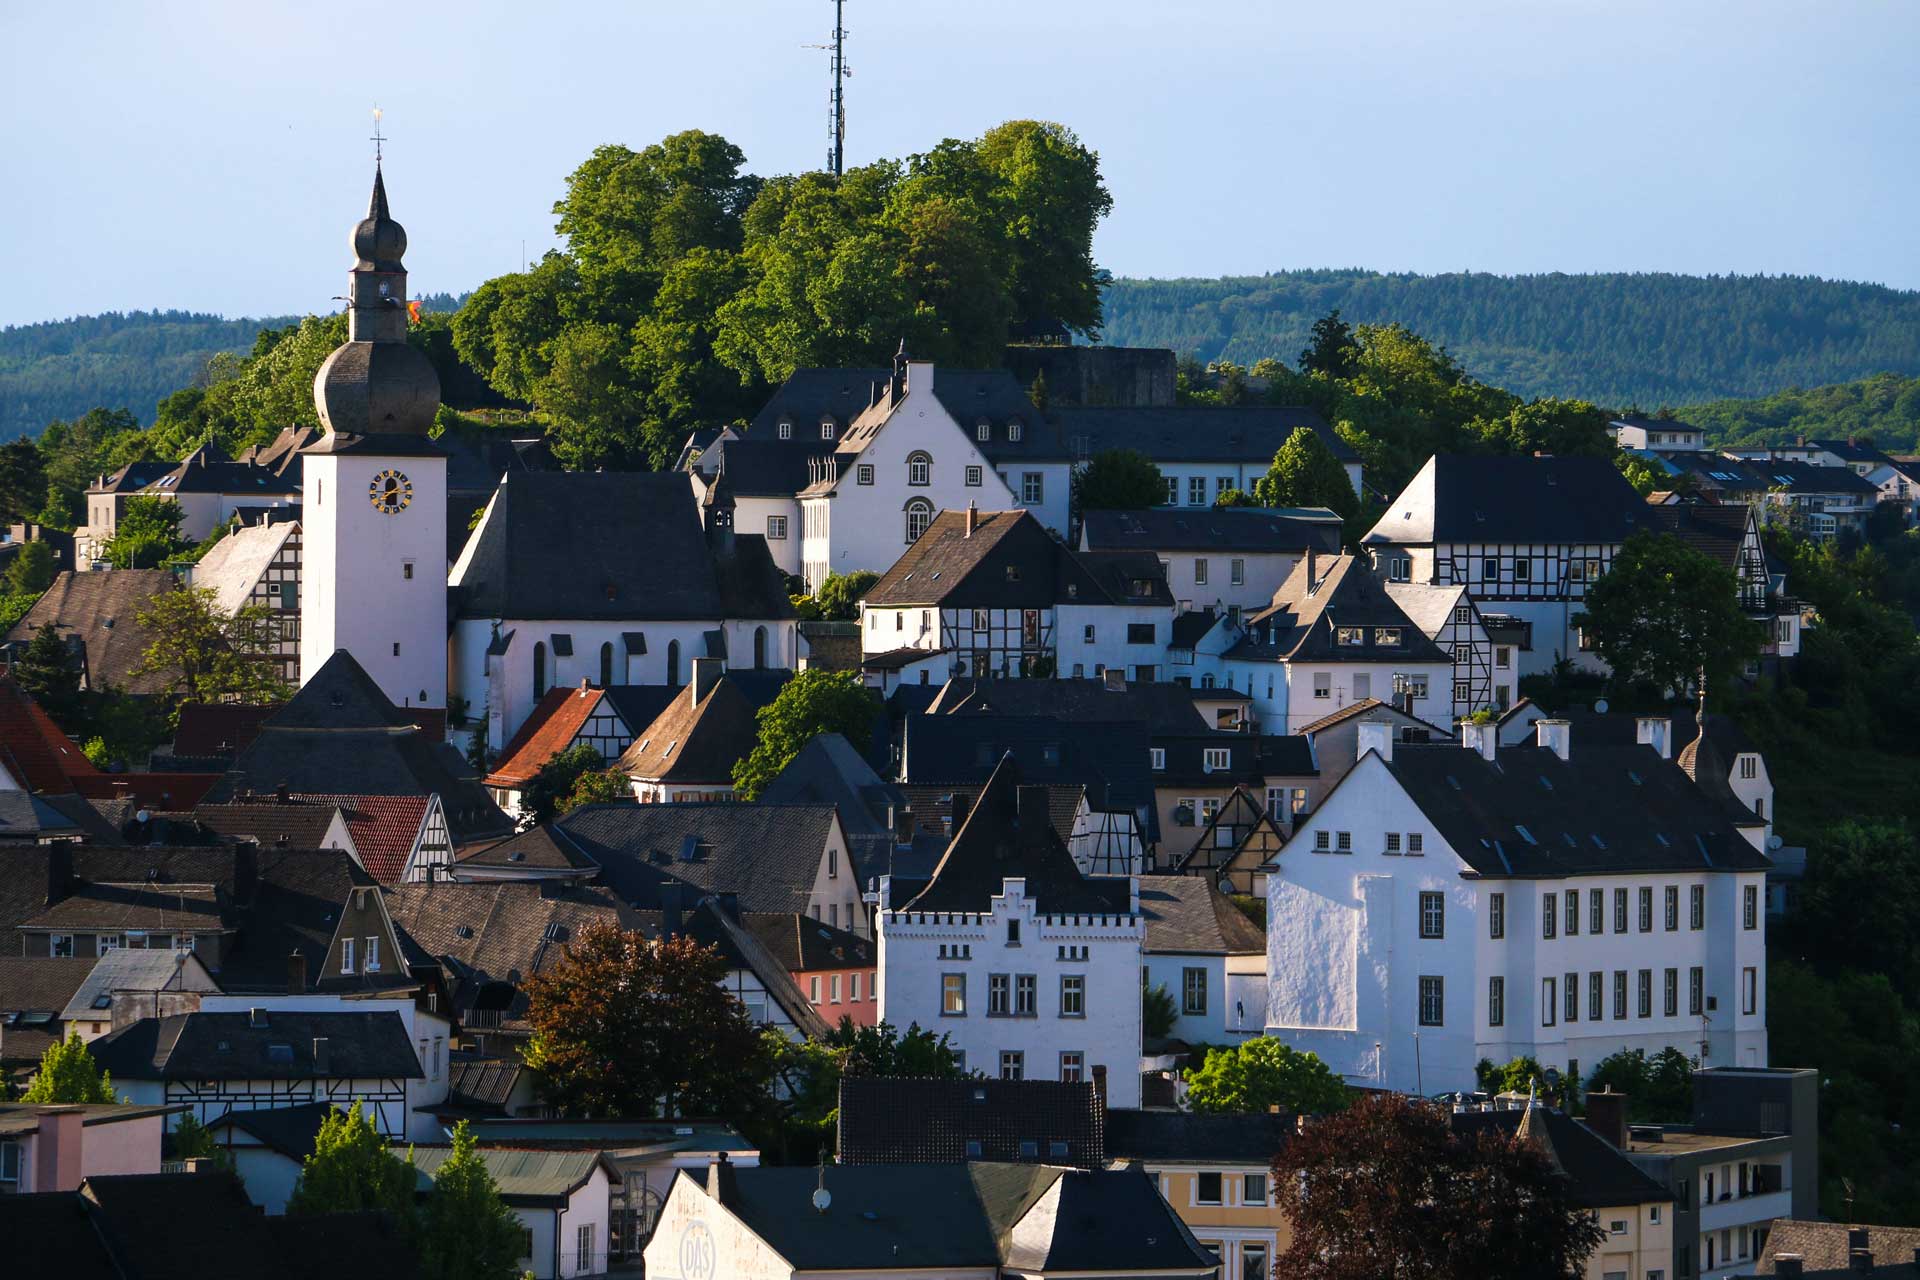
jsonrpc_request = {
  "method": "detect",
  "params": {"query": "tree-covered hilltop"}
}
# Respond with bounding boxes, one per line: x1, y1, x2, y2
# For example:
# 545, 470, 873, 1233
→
1100, 270, 1920, 409
0, 296, 468, 443
1673, 371, 1920, 453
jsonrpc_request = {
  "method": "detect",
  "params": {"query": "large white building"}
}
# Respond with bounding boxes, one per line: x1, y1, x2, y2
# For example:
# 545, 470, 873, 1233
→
1077, 505, 1343, 614
877, 757, 1146, 1106
298, 163, 450, 711
1263, 716, 1772, 1097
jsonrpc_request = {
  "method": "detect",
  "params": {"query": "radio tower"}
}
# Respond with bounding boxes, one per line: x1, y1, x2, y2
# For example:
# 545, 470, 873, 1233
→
827, 0, 848, 175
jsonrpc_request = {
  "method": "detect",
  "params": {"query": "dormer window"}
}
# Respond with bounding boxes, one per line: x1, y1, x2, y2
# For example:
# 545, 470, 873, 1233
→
821, 419, 836, 440
1374, 627, 1402, 647
778, 420, 793, 440
976, 421, 992, 443
1336, 626, 1364, 646
1008, 419, 1023, 442
1204, 747, 1231, 772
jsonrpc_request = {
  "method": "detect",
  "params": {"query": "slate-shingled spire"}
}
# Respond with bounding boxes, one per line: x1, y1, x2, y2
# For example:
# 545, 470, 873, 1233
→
310, 161, 440, 437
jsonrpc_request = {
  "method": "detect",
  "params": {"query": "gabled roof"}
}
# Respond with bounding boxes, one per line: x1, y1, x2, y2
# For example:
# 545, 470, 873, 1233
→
450, 471, 792, 622
1758, 1220, 1920, 1275
5, 570, 180, 694
138, 445, 300, 498
901, 755, 1131, 915
1378, 740, 1773, 877
1380, 581, 1469, 640
1449, 1106, 1671, 1207
291, 793, 431, 883
453, 825, 599, 876
170, 703, 274, 759
0, 791, 92, 843
190, 800, 348, 852
1813, 437, 1895, 464
1075, 550, 1176, 607
556, 803, 838, 917
1233, 555, 1451, 664
1610, 413, 1704, 436
205, 1099, 339, 1160
1750, 458, 1880, 496
0, 957, 96, 1060
20, 882, 223, 934
0, 675, 98, 793
1104, 1108, 1297, 1164
485, 684, 612, 789
759, 732, 903, 838
1294, 697, 1448, 738
898, 782, 1082, 848
926, 676, 1215, 733
187, 520, 299, 615
1046, 403, 1355, 464
1364, 454, 1651, 546
838, 1077, 1104, 1168
615, 676, 771, 784
1640, 502, 1760, 573
409, 1144, 613, 1207
59, 948, 218, 1023
1082, 506, 1343, 554
748, 366, 893, 437
863, 509, 1107, 609
899, 712, 1154, 817
740, 911, 873, 972
90, 1009, 424, 1080
696, 436, 837, 496
1138, 876, 1265, 955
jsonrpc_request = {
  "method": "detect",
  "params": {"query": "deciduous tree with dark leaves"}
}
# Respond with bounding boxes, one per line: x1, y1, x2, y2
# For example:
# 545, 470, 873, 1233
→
1573, 530, 1764, 700
1272, 1092, 1606, 1280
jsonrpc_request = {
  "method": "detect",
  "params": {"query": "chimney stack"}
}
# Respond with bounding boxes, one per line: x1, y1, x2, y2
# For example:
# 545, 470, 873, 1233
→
947, 793, 972, 833
707, 1150, 735, 1205
1534, 718, 1571, 762
1460, 720, 1497, 762
34, 1108, 85, 1193
1016, 785, 1051, 840
45, 842, 74, 906
1304, 545, 1318, 590
691, 657, 723, 705
1635, 716, 1672, 760
287, 951, 307, 994
1584, 1087, 1628, 1150
965, 502, 977, 537
1355, 719, 1394, 764
1849, 1228, 1870, 1254
1850, 1248, 1874, 1273
1774, 1258, 1803, 1279
1091, 1064, 1108, 1111
660, 881, 684, 937
234, 841, 259, 905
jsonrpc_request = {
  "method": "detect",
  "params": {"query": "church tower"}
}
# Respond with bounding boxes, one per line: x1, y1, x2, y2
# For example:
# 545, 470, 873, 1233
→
299, 161, 448, 710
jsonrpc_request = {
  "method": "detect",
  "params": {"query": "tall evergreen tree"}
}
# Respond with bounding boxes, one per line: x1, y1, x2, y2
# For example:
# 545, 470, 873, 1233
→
287, 1103, 416, 1220
419, 1122, 525, 1280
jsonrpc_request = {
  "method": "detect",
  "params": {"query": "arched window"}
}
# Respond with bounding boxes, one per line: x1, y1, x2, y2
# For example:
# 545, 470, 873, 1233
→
906, 451, 931, 487
666, 639, 681, 687
904, 498, 934, 544
753, 626, 768, 669
533, 642, 548, 698
600, 641, 614, 688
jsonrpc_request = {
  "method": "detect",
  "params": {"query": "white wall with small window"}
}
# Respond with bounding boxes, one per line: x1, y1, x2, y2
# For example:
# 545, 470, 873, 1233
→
1219, 653, 1452, 735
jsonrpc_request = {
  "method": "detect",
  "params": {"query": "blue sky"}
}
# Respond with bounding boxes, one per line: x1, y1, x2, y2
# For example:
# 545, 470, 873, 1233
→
4, 0, 1917, 327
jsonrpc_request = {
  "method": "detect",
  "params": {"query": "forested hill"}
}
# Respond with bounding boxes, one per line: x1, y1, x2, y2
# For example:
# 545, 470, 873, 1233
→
0, 296, 466, 443
1098, 270, 1920, 409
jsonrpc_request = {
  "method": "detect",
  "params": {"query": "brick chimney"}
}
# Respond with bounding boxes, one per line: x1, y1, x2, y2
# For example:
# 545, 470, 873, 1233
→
45, 842, 74, 907
34, 1108, 84, 1193
1584, 1087, 1628, 1149
1091, 1064, 1108, 1111
287, 951, 308, 994
965, 502, 978, 537
1774, 1257, 1803, 1278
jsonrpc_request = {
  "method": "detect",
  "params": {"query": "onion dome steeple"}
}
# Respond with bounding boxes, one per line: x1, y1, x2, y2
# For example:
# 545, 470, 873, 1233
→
311, 157, 441, 439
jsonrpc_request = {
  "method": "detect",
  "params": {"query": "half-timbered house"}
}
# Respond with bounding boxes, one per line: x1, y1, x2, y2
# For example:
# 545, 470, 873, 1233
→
1165, 786, 1289, 895
1382, 581, 1516, 720
188, 519, 303, 684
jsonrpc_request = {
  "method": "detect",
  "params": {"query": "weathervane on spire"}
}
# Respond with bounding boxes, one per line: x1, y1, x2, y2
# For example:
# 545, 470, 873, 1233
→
370, 106, 386, 165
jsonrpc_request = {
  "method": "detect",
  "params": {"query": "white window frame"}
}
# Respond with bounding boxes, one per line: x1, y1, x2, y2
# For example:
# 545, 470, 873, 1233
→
340, 937, 356, 974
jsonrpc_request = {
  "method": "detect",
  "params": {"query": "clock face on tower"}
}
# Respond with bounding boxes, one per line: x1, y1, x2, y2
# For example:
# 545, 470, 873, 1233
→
369, 468, 413, 515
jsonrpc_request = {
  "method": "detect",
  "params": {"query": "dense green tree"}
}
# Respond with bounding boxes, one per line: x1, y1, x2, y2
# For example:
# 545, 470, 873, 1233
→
13, 624, 83, 725
520, 743, 610, 826
168, 1111, 236, 1172
1213, 488, 1257, 508
765, 1021, 967, 1160
0, 438, 47, 525
524, 926, 775, 1119
1582, 1048, 1695, 1123
420, 1122, 525, 1280
814, 570, 879, 621
1468, 397, 1614, 457
4, 539, 55, 595
1791, 819, 1920, 1000
1475, 1055, 1553, 1102
287, 1103, 416, 1219
1252, 427, 1357, 522
1273, 1092, 1607, 1280
1142, 981, 1177, 1040
23, 1032, 115, 1103
559, 767, 632, 816
131, 586, 293, 712
1574, 531, 1764, 699
973, 120, 1112, 337
1186, 1037, 1348, 1115
731, 670, 879, 799
1298, 309, 1359, 379
102, 495, 188, 569
1071, 448, 1165, 514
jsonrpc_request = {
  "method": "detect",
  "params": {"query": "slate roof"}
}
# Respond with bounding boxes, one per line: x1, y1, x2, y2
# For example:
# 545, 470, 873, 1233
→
60, 948, 216, 1023
927, 676, 1220, 732
6, 570, 180, 694
748, 366, 894, 437
207, 651, 511, 847
485, 683, 612, 788
1232, 555, 1451, 664
1757, 1220, 1920, 1275
1640, 502, 1761, 574
90, 1009, 424, 1080
213, 847, 397, 996
205, 1099, 339, 1160
615, 677, 770, 784
900, 712, 1154, 818
1376, 740, 1774, 878
1748, 458, 1880, 496
0, 1193, 119, 1280
1813, 438, 1895, 465
899, 782, 1082, 848
1610, 413, 1704, 437
0, 674, 98, 793
0, 790, 95, 842
1046, 403, 1355, 464
1449, 1106, 1671, 1207
0, 957, 95, 1061
450, 471, 792, 621
864, 509, 1107, 609
138, 445, 300, 499
190, 800, 347, 851
445, 1057, 527, 1112
1076, 550, 1176, 607
704, 1161, 1213, 1274
697, 436, 837, 496
1082, 507, 1343, 554
838, 1077, 1104, 1168
1152, 732, 1315, 786
1293, 697, 1449, 737
187, 520, 297, 615
1363, 454, 1653, 547
1138, 876, 1266, 955
20, 882, 223, 934
170, 703, 274, 759
740, 912, 873, 972
759, 732, 903, 838
1104, 1108, 1297, 1164
1381, 581, 1469, 640
454, 825, 599, 876
901, 756, 1132, 915
557, 803, 837, 917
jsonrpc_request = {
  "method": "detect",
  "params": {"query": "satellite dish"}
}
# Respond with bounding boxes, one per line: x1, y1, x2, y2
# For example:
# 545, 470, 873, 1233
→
1593, 699, 1610, 714
1768, 834, 1784, 850
811, 1186, 832, 1213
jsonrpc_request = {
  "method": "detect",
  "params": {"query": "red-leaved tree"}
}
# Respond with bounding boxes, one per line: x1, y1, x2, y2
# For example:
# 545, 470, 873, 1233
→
1272, 1092, 1606, 1279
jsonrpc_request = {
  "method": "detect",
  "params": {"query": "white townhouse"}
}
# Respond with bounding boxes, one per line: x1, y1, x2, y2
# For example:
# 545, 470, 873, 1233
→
78, 444, 301, 565
858, 506, 1176, 685
1078, 505, 1344, 613
1210, 552, 1454, 733
1263, 717, 1772, 1098
449, 469, 796, 753
1609, 413, 1709, 454
1049, 404, 1365, 509
1381, 580, 1519, 720
877, 757, 1146, 1106
1139, 875, 1269, 1045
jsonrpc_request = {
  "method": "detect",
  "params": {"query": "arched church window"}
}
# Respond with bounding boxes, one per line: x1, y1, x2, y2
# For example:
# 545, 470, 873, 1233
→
904, 498, 934, 545
533, 642, 548, 698
667, 640, 681, 687
600, 642, 614, 688
754, 626, 768, 669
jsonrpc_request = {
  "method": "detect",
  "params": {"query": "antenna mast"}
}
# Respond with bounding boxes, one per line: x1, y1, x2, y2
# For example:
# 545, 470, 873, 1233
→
828, 0, 847, 175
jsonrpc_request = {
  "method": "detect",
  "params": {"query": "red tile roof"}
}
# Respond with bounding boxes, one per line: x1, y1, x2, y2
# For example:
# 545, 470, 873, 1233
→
71, 772, 219, 810
485, 684, 606, 789
293, 793, 431, 883
0, 676, 97, 792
